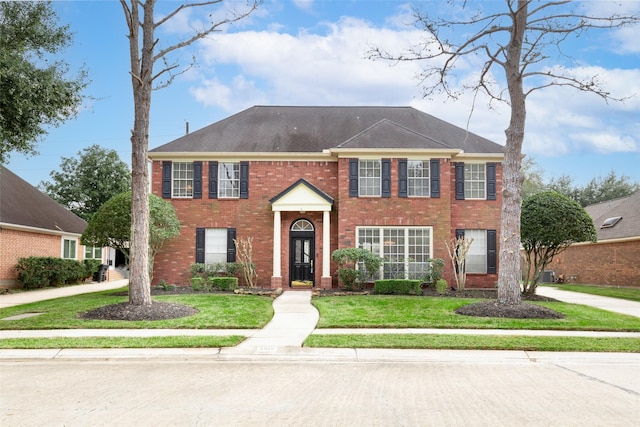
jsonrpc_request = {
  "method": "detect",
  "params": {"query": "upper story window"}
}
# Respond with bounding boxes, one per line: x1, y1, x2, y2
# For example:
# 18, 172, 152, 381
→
455, 162, 496, 201
172, 162, 193, 198
218, 163, 240, 198
464, 163, 486, 199
359, 160, 381, 196
408, 160, 430, 197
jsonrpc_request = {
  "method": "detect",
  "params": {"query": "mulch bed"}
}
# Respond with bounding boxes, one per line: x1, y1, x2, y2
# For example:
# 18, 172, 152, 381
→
83, 285, 562, 321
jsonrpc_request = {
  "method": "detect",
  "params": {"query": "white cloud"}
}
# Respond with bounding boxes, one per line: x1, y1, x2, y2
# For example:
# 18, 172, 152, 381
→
571, 132, 639, 154
292, 0, 314, 12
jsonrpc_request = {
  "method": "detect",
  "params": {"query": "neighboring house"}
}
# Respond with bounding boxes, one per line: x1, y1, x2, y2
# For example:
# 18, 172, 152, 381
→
148, 106, 505, 289
0, 166, 107, 288
547, 191, 640, 287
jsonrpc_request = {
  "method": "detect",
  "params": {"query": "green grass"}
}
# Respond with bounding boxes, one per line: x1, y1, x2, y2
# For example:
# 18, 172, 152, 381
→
0, 335, 244, 349
304, 334, 640, 353
547, 284, 640, 302
0, 288, 273, 330
311, 295, 640, 331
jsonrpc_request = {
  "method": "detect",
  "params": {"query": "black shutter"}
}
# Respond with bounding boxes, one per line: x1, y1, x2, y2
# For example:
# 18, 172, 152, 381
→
430, 159, 440, 198
398, 159, 407, 198
349, 159, 358, 197
208, 161, 218, 199
193, 161, 202, 199
239, 162, 249, 199
195, 228, 205, 263
227, 228, 237, 262
381, 159, 391, 198
486, 162, 496, 200
162, 161, 172, 199
455, 162, 465, 200
487, 229, 497, 274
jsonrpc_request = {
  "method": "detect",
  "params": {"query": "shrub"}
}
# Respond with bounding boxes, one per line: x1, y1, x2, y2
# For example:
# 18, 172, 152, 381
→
190, 277, 207, 291
332, 248, 383, 291
15, 257, 90, 289
423, 258, 444, 284
83, 259, 101, 280
374, 279, 422, 295
435, 279, 448, 295
210, 277, 239, 291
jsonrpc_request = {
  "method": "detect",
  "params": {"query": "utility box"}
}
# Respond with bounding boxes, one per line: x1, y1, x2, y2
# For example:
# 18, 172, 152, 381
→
542, 270, 555, 283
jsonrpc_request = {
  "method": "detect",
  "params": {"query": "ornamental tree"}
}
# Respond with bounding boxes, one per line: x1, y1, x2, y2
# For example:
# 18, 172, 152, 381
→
521, 191, 596, 295
81, 191, 181, 282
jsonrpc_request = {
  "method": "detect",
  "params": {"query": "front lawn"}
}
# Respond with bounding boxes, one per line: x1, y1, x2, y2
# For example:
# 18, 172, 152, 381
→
0, 288, 274, 329
311, 295, 640, 331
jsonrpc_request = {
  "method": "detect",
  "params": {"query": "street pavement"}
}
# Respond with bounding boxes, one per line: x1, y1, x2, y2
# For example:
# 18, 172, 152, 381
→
1, 282, 640, 426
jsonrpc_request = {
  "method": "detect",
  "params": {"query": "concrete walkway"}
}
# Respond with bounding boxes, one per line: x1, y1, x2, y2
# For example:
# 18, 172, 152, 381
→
2, 283, 640, 360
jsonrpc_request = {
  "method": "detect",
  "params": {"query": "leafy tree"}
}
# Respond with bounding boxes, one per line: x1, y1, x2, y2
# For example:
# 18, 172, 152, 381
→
547, 171, 639, 206
81, 191, 181, 282
521, 156, 545, 201
120, 0, 261, 306
521, 191, 596, 295
0, 1, 87, 163
369, 1, 638, 306
39, 145, 131, 221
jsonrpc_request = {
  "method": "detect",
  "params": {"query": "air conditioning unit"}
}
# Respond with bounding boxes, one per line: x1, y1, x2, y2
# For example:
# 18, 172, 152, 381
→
542, 270, 555, 283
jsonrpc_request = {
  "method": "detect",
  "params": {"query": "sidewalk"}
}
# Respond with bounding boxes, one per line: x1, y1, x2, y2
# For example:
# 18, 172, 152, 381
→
2, 284, 640, 361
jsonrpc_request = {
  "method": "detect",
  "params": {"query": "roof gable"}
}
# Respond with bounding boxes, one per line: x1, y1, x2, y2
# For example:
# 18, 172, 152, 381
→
337, 119, 451, 150
270, 179, 334, 212
150, 105, 504, 155
0, 166, 87, 235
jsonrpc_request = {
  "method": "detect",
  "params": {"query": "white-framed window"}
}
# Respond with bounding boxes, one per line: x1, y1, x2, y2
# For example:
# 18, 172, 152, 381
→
357, 226, 432, 280
84, 246, 102, 260
464, 163, 486, 199
359, 160, 381, 196
408, 160, 430, 197
218, 162, 240, 198
62, 237, 77, 259
465, 229, 487, 273
172, 162, 193, 198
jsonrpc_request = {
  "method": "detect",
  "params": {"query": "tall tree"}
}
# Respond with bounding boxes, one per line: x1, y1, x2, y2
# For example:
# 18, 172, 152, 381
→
0, 1, 87, 163
369, 1, 639, 305
120, 0, 260, 306
39, 145, 131, 221
548, 171, 639, 206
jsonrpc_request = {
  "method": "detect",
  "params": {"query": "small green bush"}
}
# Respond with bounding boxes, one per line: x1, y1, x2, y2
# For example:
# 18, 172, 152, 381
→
374, 279, 422, 295
210, 277, 239, 291
435, 279, 448, 295
190, 277, 207, 291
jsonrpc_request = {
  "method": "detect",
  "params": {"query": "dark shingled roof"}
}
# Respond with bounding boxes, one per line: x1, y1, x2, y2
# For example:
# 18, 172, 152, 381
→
0, 166, 87, 234
585, 191, 640, 241
150, 106, 504, 154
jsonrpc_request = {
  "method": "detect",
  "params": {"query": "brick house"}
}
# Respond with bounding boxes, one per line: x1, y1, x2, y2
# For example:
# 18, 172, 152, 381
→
148, 106, 504, 289
546, 191, 640, 287
0, 166, 92, 288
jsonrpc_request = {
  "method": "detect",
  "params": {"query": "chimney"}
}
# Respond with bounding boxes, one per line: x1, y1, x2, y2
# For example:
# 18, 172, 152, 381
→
185, 121, 189, 135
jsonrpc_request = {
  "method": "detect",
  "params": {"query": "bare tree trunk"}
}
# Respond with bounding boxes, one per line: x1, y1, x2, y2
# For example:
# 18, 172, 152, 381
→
497, 0, 528, 306
124, 0, 155, 306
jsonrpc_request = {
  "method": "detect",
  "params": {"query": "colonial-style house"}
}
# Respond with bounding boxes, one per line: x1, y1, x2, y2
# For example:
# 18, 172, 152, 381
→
148, 106, 504, 289
547, 191, 640, 287
0, 166, 89, 288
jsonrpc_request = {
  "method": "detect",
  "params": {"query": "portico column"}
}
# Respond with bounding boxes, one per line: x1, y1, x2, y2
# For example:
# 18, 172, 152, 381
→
321, 209, 332, 289
271, 210, 282, 288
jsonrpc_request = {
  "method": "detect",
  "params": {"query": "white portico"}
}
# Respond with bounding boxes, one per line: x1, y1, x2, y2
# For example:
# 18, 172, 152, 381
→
269, 179, 334, 289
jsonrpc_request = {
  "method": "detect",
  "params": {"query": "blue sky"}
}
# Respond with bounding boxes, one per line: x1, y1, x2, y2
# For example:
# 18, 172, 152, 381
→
5, 0, 640, 188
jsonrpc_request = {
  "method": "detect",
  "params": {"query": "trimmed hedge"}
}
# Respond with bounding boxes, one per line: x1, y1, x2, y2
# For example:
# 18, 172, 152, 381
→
210, 277, 239, 291
374, 279, 422, 295
15, 257, 98, 289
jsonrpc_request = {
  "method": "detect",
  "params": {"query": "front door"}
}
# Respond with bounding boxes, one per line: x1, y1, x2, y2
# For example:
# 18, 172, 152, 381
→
289, 219, 315, 286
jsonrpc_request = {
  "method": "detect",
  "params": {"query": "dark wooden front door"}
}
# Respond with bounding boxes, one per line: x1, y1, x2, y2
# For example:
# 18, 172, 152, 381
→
290, 234, 314, 285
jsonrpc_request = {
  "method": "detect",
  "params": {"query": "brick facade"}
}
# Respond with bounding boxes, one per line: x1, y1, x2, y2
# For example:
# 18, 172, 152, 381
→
151, 158, 502, 289
547, 239, 640, 287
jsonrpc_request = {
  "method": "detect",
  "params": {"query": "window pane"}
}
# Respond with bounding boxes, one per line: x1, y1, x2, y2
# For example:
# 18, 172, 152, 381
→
383, 228, 404, 279
465, 230, 487, 273
172, 162, 193, 198
205, 229, 227, 264
408, 228, 430, 279
359, 160, 381, 196
464, 164, 486, 199
64, 239, 76, 259
408, 160, 430, 197
219, 163, 240, 198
